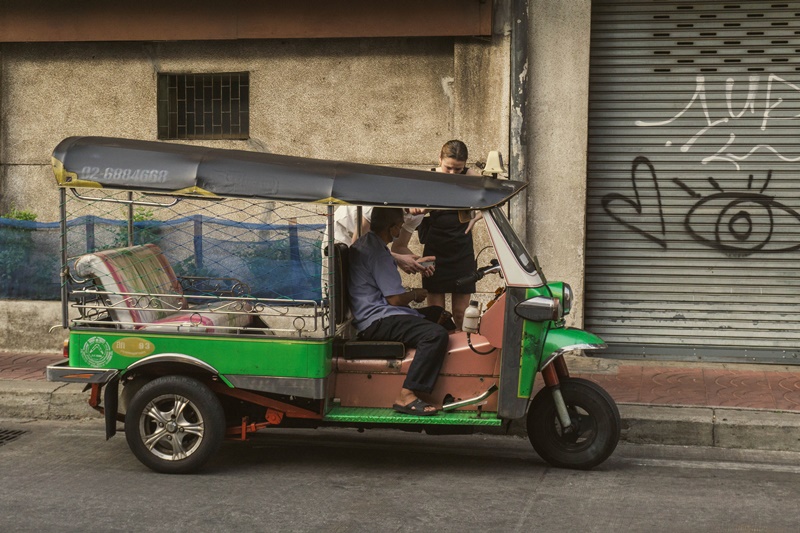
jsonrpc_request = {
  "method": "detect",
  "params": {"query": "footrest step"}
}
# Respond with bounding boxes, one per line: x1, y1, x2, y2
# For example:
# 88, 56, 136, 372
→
323, 406, 502, 426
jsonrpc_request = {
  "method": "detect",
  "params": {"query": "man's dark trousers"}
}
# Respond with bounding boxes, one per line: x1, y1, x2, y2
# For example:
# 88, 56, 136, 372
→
358, 314, 449, 393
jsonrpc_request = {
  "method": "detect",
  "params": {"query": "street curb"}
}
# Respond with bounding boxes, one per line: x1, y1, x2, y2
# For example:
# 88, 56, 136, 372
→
1, 380, 799, 453
618, 403, 800, 452
0, 380, 100, 420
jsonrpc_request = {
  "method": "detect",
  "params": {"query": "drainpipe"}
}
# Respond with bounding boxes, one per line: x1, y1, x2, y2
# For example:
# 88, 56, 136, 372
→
509, 0, 529, 242
0, 45, 4, 209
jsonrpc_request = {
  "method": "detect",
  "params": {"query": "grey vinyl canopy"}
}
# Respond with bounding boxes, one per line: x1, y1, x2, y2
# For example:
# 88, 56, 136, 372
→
52, 137, 525, 209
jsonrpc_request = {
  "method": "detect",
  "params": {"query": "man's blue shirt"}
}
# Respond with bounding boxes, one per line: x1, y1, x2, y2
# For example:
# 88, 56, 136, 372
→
348, 231, 422, 332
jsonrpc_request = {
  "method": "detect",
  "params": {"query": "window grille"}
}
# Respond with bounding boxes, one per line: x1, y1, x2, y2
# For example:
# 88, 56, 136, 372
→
157, 72, 249, 140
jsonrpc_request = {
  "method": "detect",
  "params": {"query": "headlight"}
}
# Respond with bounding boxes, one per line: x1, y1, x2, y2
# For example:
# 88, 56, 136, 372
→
515, 296, 561, 322
562, 283, 572, 316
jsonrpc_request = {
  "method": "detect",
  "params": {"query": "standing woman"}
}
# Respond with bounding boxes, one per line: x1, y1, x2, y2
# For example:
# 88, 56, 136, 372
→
419, 140, 481, 330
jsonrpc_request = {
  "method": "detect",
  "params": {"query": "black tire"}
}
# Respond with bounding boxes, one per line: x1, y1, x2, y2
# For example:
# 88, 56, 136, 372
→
124, 375, 225, 474
119, 376, 148, 415
527, 377, 620, 470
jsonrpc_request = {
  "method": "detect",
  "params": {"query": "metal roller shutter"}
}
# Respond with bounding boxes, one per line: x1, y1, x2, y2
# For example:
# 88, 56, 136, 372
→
586, 1, 800, 363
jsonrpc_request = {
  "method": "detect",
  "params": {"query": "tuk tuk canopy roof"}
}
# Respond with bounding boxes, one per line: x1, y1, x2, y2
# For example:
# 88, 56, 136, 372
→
52, 137, 526, 209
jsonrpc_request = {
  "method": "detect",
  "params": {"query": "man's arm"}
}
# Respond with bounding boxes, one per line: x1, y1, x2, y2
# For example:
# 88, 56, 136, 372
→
390, 227, 414, 256
386, 288, 428, 307
391, 228, 435, 276
391, 211, 425, 256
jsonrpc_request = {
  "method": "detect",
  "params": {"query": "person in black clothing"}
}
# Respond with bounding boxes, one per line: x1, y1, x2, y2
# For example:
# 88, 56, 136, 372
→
418, 140, 482, 330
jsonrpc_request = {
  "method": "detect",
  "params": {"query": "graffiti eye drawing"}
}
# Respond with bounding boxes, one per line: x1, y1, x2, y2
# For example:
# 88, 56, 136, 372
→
674, 171, 800, 256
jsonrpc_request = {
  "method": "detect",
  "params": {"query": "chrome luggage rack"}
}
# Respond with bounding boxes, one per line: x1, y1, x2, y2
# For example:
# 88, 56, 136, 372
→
70, 283, 330, 338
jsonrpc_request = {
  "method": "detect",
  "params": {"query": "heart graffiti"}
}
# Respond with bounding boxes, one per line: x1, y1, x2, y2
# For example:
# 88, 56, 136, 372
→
601, 156, 667, 249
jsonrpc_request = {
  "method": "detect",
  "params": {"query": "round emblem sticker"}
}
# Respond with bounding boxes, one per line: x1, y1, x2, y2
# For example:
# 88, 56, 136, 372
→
81, 336, 113, 368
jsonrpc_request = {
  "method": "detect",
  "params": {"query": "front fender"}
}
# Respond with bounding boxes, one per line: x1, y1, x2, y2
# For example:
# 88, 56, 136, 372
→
540, 327, 606, 370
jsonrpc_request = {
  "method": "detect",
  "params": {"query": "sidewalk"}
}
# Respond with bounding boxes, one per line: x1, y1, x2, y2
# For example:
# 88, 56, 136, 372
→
2, 350, 799, 452
568, 355, 800, 451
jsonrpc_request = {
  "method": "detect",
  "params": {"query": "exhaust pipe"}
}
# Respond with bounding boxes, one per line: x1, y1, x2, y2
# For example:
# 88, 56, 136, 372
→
442, 384, 499, 412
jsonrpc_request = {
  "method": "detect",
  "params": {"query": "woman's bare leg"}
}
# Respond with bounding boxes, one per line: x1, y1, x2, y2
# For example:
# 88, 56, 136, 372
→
426, 292, 446, 309
451, 293, 471, 330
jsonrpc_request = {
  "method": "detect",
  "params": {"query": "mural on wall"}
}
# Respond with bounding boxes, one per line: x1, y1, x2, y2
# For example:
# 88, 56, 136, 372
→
602, 74, 800, 257
602, 156, 666, 249
636, 74, 800, 170
586, 1, 800, 359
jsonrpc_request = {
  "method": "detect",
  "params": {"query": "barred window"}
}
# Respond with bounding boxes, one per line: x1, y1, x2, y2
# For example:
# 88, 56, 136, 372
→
157, 72, 249, 140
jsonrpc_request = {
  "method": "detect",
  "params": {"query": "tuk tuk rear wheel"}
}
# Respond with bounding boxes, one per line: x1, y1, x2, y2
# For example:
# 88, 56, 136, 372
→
124, 375, 225, 474
527, 377, 620, 470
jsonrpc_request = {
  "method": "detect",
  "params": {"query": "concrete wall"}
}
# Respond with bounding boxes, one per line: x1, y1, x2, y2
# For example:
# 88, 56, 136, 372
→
0, 300, 66, 353
0, 38, 510, 220
526, 0, 592, 327
0, 1, 597, 348
0, 4, 591, 349
0, 34, 512, 350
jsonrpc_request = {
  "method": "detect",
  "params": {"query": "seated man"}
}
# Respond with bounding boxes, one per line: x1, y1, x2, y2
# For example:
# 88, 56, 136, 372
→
348, 207, 449, 416
330, 205, 434, 275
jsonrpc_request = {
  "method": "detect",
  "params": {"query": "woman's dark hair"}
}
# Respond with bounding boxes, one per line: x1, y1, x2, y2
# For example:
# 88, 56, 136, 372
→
370, 207, 404, 233
440, 139, 469, 162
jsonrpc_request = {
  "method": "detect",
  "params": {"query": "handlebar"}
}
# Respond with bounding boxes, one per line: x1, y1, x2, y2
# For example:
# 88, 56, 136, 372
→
455, 259, 501, 288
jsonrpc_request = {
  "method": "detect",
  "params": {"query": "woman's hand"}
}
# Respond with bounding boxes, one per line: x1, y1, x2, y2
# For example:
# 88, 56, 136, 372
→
393, 253, 436, 277
465, 211, 484, 234
417, 255, 436, 278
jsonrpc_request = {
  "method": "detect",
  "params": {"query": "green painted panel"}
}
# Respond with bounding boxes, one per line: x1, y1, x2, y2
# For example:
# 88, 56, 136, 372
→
324, 406, 502, 426
543, 327, 605, 358
68, 330, 332, 378
518, 287, 551, 398
516, 282, 580, 398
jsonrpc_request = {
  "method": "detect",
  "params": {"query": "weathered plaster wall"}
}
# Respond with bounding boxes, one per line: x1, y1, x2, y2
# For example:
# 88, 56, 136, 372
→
0, 38, 509, 219
0, 301, 66, 353
0, 2, 598, 349
0, 35, 512, 351
527, 0, 591, 327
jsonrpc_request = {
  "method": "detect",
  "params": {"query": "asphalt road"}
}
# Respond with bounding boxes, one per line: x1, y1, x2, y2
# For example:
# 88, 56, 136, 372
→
1, 418, 799, 532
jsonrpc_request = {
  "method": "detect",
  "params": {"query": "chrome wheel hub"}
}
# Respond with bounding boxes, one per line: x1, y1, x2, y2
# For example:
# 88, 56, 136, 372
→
138, 394, 205, 461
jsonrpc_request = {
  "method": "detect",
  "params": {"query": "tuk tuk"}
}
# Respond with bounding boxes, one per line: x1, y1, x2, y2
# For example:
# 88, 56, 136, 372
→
46, 136, 620, 474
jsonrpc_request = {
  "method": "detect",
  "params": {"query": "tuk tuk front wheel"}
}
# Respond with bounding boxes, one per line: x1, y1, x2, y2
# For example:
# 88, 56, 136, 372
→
527, 377, 620, 470
124, 375, 225, 474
